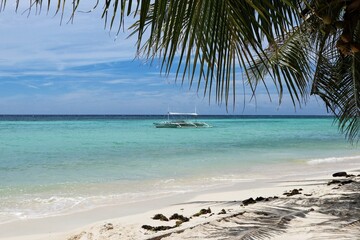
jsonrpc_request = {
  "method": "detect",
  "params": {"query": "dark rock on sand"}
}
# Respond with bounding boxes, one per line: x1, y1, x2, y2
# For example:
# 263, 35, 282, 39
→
283, 189, 302, 197
242, 198, 256, 206
328, 179, 341, 185
218, 209, 227, 215
152, 214, 169, 221
142, 225, 173, 232
142, 225, 154, 231
333, 172, 347, 177
193, 208, 212, 217
153, 225, 173, 231
169, 213, 189, 222
342, 180, 354, 185
328, 179, 354, 186
255, 196, 265, 201
143, 213, 193, 232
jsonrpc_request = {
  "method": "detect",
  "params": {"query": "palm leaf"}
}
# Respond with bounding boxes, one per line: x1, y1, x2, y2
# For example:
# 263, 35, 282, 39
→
247, 26, 312, 107
131, 0, 301, 108
312, 24, 360, 142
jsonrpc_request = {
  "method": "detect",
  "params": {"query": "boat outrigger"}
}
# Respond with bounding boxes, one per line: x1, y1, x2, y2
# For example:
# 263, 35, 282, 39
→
153, 112, 211, 128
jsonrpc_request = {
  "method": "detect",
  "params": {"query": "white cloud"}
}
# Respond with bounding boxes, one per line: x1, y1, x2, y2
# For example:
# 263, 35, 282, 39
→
42, 82, 54, 87
0, 3, 137, 72
103, 79, 133, 84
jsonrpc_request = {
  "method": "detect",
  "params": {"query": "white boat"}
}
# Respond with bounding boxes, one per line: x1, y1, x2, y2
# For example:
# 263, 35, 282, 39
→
153, 112, 211, 128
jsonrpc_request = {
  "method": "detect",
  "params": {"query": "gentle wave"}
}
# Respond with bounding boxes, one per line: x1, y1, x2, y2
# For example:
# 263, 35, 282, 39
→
0, 193, 161, 223
307, 155, 360, 165
209, 176, 255, 183
0, 175, 252, 223
0, 180, 218, 223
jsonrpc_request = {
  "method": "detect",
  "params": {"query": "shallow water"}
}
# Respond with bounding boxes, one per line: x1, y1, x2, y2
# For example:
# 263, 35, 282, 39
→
0, 115, 358, 222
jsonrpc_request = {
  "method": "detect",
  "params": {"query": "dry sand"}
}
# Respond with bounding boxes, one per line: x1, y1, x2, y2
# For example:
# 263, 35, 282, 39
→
1, 169, 360, 240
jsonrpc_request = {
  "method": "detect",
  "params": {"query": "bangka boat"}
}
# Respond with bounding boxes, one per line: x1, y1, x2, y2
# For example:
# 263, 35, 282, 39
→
153, 112, 211, 128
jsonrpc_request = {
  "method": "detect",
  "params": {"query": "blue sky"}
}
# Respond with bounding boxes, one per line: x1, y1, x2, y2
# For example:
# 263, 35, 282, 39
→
0, 2, 329, 115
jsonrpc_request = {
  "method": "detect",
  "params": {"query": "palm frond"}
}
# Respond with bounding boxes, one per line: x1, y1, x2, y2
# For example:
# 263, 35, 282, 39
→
313, 26, 360, 142
247, 26, 312, 107
131, 0, 301, 108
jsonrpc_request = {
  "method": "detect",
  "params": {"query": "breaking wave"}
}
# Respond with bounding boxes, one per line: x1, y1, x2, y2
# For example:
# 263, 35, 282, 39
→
307, 155, 360, 165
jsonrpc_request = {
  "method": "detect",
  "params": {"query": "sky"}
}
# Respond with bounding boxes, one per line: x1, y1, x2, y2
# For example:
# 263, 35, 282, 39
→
0, 1, 329, 115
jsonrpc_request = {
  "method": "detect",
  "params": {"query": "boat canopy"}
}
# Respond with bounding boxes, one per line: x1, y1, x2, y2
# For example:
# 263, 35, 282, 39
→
168, 112, 198, 116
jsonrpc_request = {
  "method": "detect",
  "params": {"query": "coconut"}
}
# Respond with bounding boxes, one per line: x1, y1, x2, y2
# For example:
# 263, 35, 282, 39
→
337, 39, 351, 55
322, 16, 332, 25
350, 43, 360, 53
334, 21, 345, 29
340, 34, 352, 43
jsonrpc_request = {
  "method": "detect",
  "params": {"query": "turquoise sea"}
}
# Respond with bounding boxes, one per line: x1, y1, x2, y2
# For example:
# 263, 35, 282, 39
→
0, 115, 359, 223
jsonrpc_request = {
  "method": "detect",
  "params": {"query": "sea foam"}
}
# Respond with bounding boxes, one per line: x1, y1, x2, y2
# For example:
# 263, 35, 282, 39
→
307, 155, 360, 165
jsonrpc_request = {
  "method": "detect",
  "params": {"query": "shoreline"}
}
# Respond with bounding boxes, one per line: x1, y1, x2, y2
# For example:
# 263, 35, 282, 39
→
2, 153, 359, 225
1, 163, 360, 240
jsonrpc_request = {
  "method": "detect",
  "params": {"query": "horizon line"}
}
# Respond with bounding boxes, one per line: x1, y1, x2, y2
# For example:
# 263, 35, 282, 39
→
0, 114, 333, 117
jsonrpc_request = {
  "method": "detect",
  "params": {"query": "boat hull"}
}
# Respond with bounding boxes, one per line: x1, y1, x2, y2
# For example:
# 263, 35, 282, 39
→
153, 121, 210, 128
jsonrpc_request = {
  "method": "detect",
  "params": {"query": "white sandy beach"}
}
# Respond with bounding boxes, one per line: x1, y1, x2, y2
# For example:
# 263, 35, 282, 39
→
1, 162, 360, 240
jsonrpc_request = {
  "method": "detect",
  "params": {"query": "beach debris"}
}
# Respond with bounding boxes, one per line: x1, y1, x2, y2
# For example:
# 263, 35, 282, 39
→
142, 215, 189, 232
218, 209, 227, 215
169, 213, 189, 222
328, 180, 341, 185
304, 193, 313, 196
103, 223, 114, 230
328, 179, 354, 186
152, 214, 169, 221
273, 196, 279, 199
193, 208, 212, 217
254, 211, 269, 216
255, 196, 267, 202
142, 225, 173, 232
143, 213, 190, 232
242, 197, 256, 206
175, 220, 183, 227
346, 174, 355, 178
68, 231, 86, 240
283, 189, 302, 197
333, 172, 347, 177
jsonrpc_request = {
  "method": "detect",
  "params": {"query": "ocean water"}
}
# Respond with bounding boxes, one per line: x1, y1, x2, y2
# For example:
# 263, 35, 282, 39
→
0, 115, 359, 223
